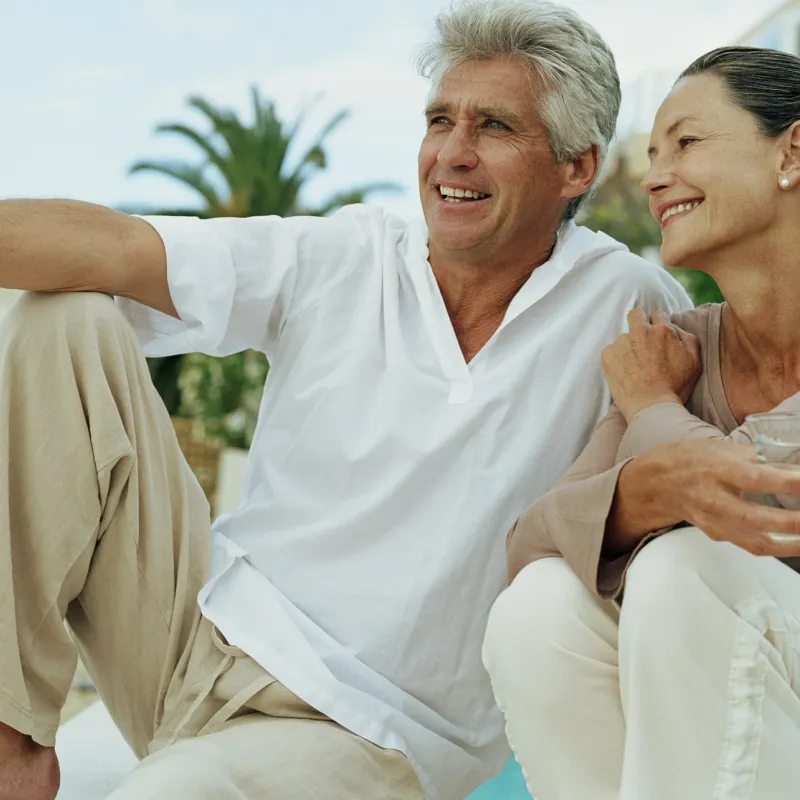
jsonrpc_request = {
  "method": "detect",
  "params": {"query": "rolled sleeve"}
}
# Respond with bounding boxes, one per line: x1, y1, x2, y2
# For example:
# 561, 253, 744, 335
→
115, 206, 382, 359
117, 216, 237, 357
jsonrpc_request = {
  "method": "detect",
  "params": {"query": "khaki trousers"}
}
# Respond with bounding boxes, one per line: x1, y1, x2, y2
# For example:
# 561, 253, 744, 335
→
0, 292, 421, 799
483, 527, 800, 800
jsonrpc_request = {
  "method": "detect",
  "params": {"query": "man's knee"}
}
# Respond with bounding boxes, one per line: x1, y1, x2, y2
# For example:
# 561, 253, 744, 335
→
107, 738, 227, 800
1, 291, 123, 344
0, 291, 142, 376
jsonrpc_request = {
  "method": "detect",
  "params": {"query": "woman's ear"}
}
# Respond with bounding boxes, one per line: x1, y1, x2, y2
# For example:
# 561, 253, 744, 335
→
777, 121, 800, 185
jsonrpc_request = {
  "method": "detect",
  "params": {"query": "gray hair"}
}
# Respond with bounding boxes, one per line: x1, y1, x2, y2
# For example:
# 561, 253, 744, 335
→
416, 0, 621, 221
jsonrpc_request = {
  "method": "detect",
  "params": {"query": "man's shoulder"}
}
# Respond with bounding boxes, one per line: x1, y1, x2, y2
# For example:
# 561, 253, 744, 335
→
565, 225, 687, 302
330, 203, 411, 237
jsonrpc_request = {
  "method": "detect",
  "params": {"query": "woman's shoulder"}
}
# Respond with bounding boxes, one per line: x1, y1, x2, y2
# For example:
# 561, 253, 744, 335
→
670, 303, 723, 341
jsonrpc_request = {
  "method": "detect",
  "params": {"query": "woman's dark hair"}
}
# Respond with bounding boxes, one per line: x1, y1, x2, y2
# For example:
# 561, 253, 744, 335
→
679, 46, 800, 138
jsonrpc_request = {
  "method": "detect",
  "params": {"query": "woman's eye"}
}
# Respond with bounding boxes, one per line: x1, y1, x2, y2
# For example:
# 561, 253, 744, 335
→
678, 137, 697, 149
485, 119, 508, 130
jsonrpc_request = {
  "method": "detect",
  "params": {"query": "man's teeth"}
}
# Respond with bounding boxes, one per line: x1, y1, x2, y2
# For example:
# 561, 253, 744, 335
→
438, 185, 490, 201
661, 200, 703, 223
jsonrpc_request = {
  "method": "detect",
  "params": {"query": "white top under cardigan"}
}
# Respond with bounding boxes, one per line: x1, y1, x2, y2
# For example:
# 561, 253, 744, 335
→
117, 205, 692, 799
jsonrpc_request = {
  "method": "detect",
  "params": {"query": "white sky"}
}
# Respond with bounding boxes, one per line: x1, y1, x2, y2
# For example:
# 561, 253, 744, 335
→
0, 0, 783, 219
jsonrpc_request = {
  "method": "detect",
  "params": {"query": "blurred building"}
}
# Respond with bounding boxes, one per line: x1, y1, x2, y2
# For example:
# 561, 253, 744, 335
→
736, 0, 800, 52
610, 0, 800, 184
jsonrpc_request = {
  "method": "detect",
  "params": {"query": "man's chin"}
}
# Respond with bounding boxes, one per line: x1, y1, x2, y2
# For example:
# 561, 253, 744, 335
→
427, 224, 488, 254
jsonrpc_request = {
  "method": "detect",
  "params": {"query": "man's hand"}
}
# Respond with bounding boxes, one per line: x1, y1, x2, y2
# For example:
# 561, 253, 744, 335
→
618, 439, 800, 559
601, 309, 701, 423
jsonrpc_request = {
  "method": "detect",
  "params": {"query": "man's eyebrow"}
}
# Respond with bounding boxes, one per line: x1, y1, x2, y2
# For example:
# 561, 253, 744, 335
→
647, 116, 699, 158
424, 102, 450, 118
424, 102, 526, 128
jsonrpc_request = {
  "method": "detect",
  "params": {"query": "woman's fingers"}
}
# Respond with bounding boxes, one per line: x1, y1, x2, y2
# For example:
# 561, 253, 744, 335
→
723, 459, 800, 498
649, 309, 671, 326
627, 308, 648, 329
696, 490, 800, 556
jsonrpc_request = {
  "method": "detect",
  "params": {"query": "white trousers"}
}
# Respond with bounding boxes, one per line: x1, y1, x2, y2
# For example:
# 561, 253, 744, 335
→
482, 528, 800, 800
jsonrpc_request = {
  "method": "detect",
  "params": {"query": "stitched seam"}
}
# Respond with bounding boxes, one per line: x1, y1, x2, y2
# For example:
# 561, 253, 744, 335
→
712, 600, 771, 800
0, 688, 59, 734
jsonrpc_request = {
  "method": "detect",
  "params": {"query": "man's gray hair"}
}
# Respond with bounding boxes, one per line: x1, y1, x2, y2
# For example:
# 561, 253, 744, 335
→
416, 0, 621, 221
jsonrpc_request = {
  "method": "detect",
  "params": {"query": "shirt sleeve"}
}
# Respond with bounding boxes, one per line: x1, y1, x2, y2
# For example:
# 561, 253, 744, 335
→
637, 264, 694, 317
507, 402, 735, 601
115, 206, 382, 359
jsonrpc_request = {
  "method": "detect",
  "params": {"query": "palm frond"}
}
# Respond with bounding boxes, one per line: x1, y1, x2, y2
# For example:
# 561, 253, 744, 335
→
128, 160, 224, 211
152, 122, 236, 188
311, 182, 403, 216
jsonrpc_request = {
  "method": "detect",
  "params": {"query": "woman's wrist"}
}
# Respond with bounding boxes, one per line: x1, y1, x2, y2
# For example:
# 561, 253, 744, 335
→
617, 391, 684, 424
604, 448, 684, 556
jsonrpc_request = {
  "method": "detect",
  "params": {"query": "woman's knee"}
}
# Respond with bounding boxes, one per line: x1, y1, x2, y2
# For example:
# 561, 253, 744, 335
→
620, 527, 736, 648
483, 558, 599, 677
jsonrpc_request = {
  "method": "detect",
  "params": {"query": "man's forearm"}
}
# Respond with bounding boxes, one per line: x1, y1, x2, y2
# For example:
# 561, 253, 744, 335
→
0, 199, 175, 316
604, 450, 684, 557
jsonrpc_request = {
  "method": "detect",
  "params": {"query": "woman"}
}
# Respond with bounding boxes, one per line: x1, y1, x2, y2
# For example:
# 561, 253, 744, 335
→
482, 46, 800, 800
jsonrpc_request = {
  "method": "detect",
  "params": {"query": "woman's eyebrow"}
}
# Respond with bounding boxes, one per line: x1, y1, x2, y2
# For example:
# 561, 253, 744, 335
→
647, 116, 700, 157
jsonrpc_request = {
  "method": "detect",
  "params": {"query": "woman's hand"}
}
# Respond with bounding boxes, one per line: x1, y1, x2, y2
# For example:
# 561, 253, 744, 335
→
601, 309, 701, 423
611, 438, 800, 559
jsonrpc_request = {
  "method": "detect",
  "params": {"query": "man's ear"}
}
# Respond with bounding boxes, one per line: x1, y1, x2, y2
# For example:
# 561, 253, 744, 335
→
562, 144, 600, 200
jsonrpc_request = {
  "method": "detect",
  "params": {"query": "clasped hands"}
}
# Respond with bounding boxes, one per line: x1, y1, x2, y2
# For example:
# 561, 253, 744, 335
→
604, 309, 800, 558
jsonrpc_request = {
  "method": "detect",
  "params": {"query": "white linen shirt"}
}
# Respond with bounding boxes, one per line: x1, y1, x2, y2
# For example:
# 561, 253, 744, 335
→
118, 205, 691, 799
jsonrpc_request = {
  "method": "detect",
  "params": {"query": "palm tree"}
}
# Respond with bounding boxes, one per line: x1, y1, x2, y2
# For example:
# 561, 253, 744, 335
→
129, 86, 398, 218
130, 87, 400, 438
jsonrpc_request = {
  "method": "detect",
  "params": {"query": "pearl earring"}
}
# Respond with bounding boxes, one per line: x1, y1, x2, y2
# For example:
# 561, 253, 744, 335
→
780, 177, 791, 189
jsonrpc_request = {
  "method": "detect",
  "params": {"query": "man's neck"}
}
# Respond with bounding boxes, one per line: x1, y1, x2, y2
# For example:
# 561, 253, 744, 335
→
428, 236, 557, 362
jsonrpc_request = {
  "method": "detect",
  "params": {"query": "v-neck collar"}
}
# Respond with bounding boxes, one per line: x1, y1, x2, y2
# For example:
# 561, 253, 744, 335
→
405, 219, 627, 405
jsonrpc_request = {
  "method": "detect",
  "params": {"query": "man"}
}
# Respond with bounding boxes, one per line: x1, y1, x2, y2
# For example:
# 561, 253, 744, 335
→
0, 1, 691, 798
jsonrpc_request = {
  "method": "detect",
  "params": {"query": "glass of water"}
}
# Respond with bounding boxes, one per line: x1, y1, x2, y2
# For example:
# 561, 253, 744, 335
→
745, 411, 800, 542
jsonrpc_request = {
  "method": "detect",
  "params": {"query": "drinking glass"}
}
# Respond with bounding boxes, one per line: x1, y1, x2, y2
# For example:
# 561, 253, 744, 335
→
745, 411, 800, 542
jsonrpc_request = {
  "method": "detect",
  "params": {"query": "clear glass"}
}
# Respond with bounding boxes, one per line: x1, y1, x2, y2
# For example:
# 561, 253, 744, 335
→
744, 411, 800, 542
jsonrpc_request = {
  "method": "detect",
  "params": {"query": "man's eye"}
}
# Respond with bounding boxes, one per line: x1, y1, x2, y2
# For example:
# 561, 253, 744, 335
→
429, 116, 449, 127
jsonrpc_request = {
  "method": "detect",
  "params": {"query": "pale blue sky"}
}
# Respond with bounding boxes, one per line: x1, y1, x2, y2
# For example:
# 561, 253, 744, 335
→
1, 0, 781, 219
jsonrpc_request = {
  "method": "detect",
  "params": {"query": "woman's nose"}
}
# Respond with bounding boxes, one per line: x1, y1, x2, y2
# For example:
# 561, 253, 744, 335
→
641, 159, 673, 195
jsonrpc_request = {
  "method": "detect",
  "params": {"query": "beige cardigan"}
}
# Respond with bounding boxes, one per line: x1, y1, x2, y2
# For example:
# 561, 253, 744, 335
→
507, 303, 800, 600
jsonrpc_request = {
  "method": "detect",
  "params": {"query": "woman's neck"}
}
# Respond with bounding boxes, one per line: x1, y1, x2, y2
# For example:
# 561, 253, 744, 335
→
715, 257, 800, 410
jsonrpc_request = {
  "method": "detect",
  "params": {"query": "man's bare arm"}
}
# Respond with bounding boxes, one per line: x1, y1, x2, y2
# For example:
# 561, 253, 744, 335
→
0, 199, 177, 317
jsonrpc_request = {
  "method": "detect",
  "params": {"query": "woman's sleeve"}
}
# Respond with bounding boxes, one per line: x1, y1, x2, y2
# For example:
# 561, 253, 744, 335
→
507, 401, 731, 599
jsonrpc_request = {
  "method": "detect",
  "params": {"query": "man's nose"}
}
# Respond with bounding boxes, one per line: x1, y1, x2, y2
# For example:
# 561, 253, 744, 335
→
437, 125, 478, 170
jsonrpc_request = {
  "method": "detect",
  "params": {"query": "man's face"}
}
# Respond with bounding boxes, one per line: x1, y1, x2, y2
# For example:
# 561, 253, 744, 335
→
418, 56, 571, 263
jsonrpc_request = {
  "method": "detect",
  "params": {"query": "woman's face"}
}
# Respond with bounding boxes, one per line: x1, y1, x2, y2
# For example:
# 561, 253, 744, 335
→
644, 73, 783, 270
